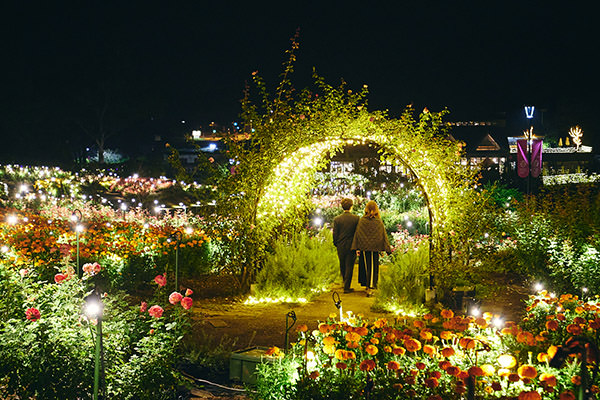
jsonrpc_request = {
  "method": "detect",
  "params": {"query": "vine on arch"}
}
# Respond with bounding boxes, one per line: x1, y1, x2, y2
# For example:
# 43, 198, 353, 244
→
220, 36, 482, 291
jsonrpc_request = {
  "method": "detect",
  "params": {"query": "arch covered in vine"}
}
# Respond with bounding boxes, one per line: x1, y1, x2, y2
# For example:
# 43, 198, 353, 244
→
219, 46, 479, 288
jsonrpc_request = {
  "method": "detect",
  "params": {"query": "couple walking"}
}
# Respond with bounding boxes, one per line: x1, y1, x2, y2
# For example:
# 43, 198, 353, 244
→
332, 198, 391, 297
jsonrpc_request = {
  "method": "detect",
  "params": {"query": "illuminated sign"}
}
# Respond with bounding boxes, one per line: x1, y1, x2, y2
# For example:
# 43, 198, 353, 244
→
524, 106, 535, 119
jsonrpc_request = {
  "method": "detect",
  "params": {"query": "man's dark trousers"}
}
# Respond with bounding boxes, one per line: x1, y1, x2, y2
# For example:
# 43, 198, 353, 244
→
333, 211, 359, 291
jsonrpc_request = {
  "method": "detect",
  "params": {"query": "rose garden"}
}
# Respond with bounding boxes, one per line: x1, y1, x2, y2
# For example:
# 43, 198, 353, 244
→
2, 59, 600, 400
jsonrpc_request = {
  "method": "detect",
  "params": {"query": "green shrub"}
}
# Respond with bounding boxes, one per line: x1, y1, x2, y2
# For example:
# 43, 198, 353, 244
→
254, 229, 338, 300
0, 262, 190, 399
375, 243, 429, 313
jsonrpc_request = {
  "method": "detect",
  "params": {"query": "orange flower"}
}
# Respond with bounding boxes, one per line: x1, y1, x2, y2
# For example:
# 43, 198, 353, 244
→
468, 366, 484, 377
518, 390, 541, 400
537, 352, 549, 362
475, 317, 488, 328
365, 344, 378, 356
335, 362, 347, 370
404, 338, 422, 352
373, 318, 387, 328
545, 320, 559, 331
355, 326, 369, 336
438, 360, 451, 370
393, 346, 406, 356
441, 347, 455, 358
559, 391, 576, 400
445, 366, 461, 376
387, 361, 401, 370
334, 349, 345, 360
297, 324, 308, 332
571, 375, 581, 385
441, 309, 454, 319
459, 337, 476, 350
359, 359, 376, 371
322, 336, 336, 346
370, 337, 379, 345
508, 373, 520, 382
518, 365, 538, 379
414, 320, 425, 329
420, 330, 433, 341
423, 313, 434, 320
424, 377, 439, 388
539, 373, 557, 387
345, 332, 361, 342
566, 324, 582, 335
318, 323, 330, 333
423, 344, 437, 356
439, 330, 453, 340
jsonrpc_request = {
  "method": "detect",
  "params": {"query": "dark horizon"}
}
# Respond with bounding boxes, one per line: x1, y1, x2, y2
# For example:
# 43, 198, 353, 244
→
1, 2, 598, 165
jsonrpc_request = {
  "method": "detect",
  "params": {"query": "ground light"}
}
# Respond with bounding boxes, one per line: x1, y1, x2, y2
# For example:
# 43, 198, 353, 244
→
84, 292, 104, 400
71, 209, 83, 275
284, 311, 296, 353
170, 230, 183, 291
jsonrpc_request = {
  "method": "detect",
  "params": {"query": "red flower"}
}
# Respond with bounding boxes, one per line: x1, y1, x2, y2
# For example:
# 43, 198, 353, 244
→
169, 292, 183, 304
185, 288, 193, 297
148, 305, 164, 318
140, 302, 148, 313
154, 274, 166, 287
26, 307, 41, 321
359, 359, 376, 371
181, 297, 193, 310
82, 262, 101, 276
54, 273, 67, 284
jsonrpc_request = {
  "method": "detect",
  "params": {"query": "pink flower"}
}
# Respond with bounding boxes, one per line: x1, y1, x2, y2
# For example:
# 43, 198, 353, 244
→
185, 288, 193, 297
154, 274, 166, 287
148, 305, 164, 318
25, 307, 41, 321
82, 262, 101, 276
169, 292, 183, 304
140, 302, 148, 313
181, 297, 193, 310
19, 269, 29, 277
54, 273, 67, 284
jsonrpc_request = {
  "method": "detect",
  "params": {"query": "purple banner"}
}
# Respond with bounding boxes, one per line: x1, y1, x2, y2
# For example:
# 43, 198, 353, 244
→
517, 139, 529, 178
531, 139, 543, 178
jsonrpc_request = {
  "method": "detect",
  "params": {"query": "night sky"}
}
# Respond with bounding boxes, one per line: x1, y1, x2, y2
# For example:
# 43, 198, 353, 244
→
1, 2, 598, 164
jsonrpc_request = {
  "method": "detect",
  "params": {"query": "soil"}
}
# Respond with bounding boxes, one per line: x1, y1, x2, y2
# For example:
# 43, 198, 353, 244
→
183, 271, 531, 399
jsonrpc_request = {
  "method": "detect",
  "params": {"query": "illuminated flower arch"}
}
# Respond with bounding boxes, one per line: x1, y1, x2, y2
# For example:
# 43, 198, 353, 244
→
255, 109, 473, 258
223, 67, 477, 288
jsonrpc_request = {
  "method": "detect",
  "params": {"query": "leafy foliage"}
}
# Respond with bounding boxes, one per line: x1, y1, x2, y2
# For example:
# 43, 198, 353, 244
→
376, 243, 430, 313
254, 229, 338, 300
0, 263, 190, 399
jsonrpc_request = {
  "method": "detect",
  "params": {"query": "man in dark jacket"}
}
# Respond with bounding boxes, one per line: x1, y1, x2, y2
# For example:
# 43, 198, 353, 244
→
333, 198, 360, 293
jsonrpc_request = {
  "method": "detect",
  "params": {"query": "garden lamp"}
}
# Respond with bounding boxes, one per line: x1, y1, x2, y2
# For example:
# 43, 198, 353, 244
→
84, 291, 104, 400
332, 291, 343, 321
284, 310, 296, 353
71, 209, 83, 276
170, 230, 182, 291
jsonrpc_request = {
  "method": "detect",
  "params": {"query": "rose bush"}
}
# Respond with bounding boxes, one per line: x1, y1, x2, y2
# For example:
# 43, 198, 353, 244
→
0, 261, 193, 399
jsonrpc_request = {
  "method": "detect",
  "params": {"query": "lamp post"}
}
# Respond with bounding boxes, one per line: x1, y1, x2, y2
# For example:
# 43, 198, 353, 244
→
71, 209, 83, 276
84, 291, 104, 400
170, 230, 182, 291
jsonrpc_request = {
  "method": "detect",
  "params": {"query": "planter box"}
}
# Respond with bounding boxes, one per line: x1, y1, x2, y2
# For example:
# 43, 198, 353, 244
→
229, 346, 276, 385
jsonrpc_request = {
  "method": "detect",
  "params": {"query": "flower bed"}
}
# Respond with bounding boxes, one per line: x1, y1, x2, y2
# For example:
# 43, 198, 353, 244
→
253, 291, 600, 400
